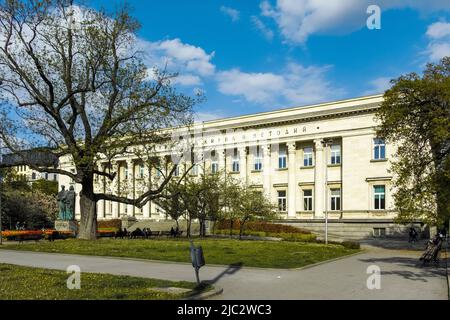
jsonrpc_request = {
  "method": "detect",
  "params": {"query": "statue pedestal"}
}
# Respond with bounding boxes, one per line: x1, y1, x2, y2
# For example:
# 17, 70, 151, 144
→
55, 220, 78, 233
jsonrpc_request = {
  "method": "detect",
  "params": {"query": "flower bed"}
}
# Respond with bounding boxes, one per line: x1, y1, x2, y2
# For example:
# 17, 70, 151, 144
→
97, 219, 122, 230
1, 230, 75, 241
97, 229, 117, 238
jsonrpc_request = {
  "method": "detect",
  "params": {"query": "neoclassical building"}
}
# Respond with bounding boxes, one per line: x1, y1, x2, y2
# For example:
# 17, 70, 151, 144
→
60, 94, 409, 239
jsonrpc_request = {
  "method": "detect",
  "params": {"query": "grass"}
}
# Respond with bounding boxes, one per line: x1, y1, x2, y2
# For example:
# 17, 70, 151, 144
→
0, 263, 205, 300
0, 238, 360, 269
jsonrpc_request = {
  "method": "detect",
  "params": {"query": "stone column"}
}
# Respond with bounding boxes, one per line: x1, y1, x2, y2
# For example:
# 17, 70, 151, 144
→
111, 161, 119, 219
126, 159, 135, 217
196, 149, 205, 176
98, 196, 105, 220
239, 146, 247, 184
287, 142, 297, 218
218, 147, 226, 173
314, 139, 325, 218
142, 162, 150, 219
262, 144, 272, 199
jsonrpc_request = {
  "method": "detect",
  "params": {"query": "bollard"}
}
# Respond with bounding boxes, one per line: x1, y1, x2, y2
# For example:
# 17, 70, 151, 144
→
190, 240, 205, 285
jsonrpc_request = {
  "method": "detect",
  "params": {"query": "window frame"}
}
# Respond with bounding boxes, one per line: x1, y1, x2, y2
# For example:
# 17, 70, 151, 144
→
373, 185, 386, 210
211, 161, 219, 174
232, 149, 240, 172
330, 188, 341, 211
254, 146, 263, 171
303, 189, 313, 211
278, 145, 287, 169
330, 144, 341, 165
139, 164, 145, 179
373, 138, 386, 160
303, 147, 314, 167
191, 164, 198, 176
277, 190, 287, 212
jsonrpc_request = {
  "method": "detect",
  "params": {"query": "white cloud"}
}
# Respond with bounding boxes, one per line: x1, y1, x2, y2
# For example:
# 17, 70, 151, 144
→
220, 6, 240, 22
251, 16, 275, 41
216, 63, 344, 106
426, 42, 450, 61
173, 74, 203, 86
426, 21, 450, 39
260, 0, 450, 44
137, 38, 216, 86
216, 69, 285, 103
363, 77, 392, 95
425, 22, 450, 61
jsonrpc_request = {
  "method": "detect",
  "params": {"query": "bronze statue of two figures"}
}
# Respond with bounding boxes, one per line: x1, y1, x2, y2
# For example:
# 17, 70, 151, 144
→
57, 186, 76, 221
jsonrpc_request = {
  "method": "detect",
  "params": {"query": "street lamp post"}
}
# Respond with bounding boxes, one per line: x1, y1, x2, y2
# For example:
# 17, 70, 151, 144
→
322, 139, 333, 245
0, 140, 3, 246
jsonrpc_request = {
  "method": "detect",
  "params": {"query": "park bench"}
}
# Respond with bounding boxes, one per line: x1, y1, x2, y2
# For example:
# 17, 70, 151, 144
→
46, 231, 69, 242
18, 234, 43, 243
160, 231, 172, 237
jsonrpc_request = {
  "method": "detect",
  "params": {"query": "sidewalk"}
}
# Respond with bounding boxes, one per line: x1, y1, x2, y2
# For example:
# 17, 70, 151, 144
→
0, 246, 448, 300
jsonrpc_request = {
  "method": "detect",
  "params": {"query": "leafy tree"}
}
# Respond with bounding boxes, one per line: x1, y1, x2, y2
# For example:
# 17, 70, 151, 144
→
221, 177, 242, 237
229, 185, 277, 240
376, 57, 450, 227
180, 171, 223, 238
0, 0, 196, 239
2, 189, 57, 230
153, 180, 184, 230
32, 179, 58, 196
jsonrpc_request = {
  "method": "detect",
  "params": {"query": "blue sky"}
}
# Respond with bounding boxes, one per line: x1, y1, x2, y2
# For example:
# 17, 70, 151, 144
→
89, 0, 450, 121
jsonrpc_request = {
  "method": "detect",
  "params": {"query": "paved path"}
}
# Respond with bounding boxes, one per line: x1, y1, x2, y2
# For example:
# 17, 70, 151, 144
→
0, 247, 447, 300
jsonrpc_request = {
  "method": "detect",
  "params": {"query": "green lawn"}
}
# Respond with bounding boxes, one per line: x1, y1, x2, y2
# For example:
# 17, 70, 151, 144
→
0, 264, 205, 300
1, 238, 360, 269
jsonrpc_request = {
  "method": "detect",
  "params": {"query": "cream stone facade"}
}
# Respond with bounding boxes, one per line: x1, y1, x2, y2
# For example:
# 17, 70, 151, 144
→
13, 165, 58, 183
59, 94, 412, 239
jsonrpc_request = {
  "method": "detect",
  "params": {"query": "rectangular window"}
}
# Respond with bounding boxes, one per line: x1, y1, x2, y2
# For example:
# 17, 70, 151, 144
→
374, 139, 386, 160
374, 185, 386, 210
191, 164, 198, 176
278, 145, 287, 169
373, 228, 386, 238
330, 188, 341, 211
139, 165, 145, 179
278, 191, 287, 212
303, 189, 313, 211
254, 146, 263, 171
303, 147, 313, 167
211, 161, 218, 174
124, 167, 129, 180
330, 145, 341, 165
232, 149, 240, 172
174, 165, 180, 177
155, 168, 161, 178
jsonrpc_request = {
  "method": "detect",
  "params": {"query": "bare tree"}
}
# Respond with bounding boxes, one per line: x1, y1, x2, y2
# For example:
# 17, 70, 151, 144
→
0, 0, 197, 239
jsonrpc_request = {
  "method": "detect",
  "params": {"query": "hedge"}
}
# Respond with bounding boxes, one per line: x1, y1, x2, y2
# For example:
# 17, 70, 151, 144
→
216, 220, 311, 235
214, 229, 317, 241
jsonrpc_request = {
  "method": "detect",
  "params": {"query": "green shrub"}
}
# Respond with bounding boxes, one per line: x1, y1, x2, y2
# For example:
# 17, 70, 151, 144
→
213, 229, 317, 242
217, 220, 311, 234
340, 241, 361, 250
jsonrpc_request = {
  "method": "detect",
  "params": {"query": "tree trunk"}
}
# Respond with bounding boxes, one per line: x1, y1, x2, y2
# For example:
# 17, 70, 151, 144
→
212, 220, 217, 235
78, 181, 97, 240
239, 220, 247, 240
229, 220, 234, 238
186, 217, 191, 238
